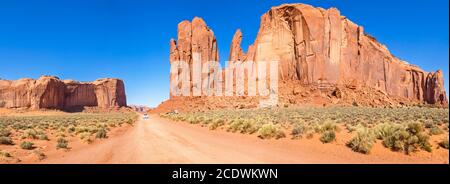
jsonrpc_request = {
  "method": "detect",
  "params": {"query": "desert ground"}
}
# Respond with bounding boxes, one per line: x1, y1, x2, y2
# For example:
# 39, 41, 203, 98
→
0, 108, 138, 163
1, 107, 448, 164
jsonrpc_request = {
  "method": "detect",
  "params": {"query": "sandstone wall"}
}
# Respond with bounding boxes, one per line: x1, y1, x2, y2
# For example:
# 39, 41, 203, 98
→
167, 3, 448, 108
0, 76, 127, 110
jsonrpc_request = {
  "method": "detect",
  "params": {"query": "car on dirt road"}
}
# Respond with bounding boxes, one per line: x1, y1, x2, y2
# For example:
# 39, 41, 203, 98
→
143, 114, 149, 120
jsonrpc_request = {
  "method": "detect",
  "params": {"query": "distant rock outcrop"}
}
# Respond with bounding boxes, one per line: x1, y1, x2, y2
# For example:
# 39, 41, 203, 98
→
162, 3, 448, 112
0, 76, 127, 110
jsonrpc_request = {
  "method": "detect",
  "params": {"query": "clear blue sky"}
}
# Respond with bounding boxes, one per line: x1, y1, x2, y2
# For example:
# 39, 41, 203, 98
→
1, 0, 448, 107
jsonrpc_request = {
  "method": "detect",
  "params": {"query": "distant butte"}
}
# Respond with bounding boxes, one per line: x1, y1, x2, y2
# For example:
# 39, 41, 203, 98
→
0, 76, 127, 111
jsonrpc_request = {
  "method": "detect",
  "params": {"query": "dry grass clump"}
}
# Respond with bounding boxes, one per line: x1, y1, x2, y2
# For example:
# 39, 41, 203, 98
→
439, 136, 449, 149
20, 141, 34, 150
0, 150, 11, 158
0, 136, 13, 145
347, 126, 376, 154
374, 121, 432, 154
56, 138, 68, 149
320, 131, 336, 143
258, 123, 285, 139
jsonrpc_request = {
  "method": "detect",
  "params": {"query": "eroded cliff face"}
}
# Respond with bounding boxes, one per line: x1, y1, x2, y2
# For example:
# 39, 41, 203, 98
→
164, 3, 447, 111
0, 76, 127, 110
246, 4, 447, 106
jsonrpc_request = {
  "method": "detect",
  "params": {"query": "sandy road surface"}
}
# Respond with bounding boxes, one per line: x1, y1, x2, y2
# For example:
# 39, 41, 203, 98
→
42, 115, 448, 164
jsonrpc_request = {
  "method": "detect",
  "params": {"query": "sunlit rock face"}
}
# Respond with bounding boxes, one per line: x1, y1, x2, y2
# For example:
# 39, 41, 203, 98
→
164, 3, 447, 112
0, 76, 127, 110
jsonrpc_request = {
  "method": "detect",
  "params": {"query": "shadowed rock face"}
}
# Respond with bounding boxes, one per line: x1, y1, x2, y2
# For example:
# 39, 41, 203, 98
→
165, 3, 448, 110
0, 76, 127, 110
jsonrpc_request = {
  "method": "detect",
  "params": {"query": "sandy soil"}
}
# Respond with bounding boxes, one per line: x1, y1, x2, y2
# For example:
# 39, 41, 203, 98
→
25, 115, 449, 164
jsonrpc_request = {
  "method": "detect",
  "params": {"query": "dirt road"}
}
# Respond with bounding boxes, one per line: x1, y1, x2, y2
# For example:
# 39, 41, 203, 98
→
42, 115, 448, 164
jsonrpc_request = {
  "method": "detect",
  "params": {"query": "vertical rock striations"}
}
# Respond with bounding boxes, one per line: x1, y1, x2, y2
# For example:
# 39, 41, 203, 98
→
164, 3, 447, 110
0, 76, 127, 110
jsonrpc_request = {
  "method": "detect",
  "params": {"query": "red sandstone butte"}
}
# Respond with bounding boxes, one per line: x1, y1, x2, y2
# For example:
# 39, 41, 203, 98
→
163, 4, 448, 112
0, 76, 127, 110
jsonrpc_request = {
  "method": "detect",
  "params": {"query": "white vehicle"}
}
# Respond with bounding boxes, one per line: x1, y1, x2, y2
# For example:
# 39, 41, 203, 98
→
143, 114, 149, 120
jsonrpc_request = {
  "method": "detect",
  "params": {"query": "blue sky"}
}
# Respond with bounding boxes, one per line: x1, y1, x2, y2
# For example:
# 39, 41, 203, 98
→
0, 0, 448, 107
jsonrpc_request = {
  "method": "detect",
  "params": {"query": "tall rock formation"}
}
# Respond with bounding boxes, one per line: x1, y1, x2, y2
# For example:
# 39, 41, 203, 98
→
170, 17, 219, 97
245, 4, 447, 106
162, 3, 447, 111
0, 76, 127, 110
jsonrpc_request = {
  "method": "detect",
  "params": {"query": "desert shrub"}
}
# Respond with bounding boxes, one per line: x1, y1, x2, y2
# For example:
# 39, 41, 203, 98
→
320, 131, 336, 143
75, 126, 89, 134
347, 127, 376, 154
56, 138, 68, 149
291, 123, 308, 139
38, 134, 49, 141
345, 124, 356, 133
208, 119, 225, 130
374, 122, 402, 140
379, 122, 432, 154
429, 126, 444, 135
240, 120, 259, 134
439, 137, 449, 149
22, 129, 38, 139
228, 118, 254, 133
79, 132, 91, 139
423, 120, 434, 129
57, 132, 66, 138
228, 119, 242, 132
315, 120, 339, 133
0, 129, 11, 137
95, 128, 108, 139
0, 136, 13, 145
20, 141, 34, 150
67, 125, 76, 133
258, 123, 285, 139
0, 151, 11, 158
79, 132, 93, 144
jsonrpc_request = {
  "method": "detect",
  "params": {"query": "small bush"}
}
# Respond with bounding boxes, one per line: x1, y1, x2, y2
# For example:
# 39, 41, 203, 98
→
345, 124, 356, 133
379, 122, 432, 154
439, 137, 449, 149
315, 120, 339, 133
258, 123, 285, 139
429, 126, 443, 135
291, 123, 308, 139
67, 125, 76, 133
79, 132, 93, 144
240, 120, 259, 134
0, 136, 13, 145
320, 131, 336, 143
95, 128, 108, 139
374, 122, 402, 140
38, 134, 49, 141
0, 129, 11, 137
0, 151, 11, 158
208, 119, 225, 130
20, 141, 34, 150
22, 129, 38, 139
228, 119, 243, 133
56, 138, 68, 149
347, 127, 376, 154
